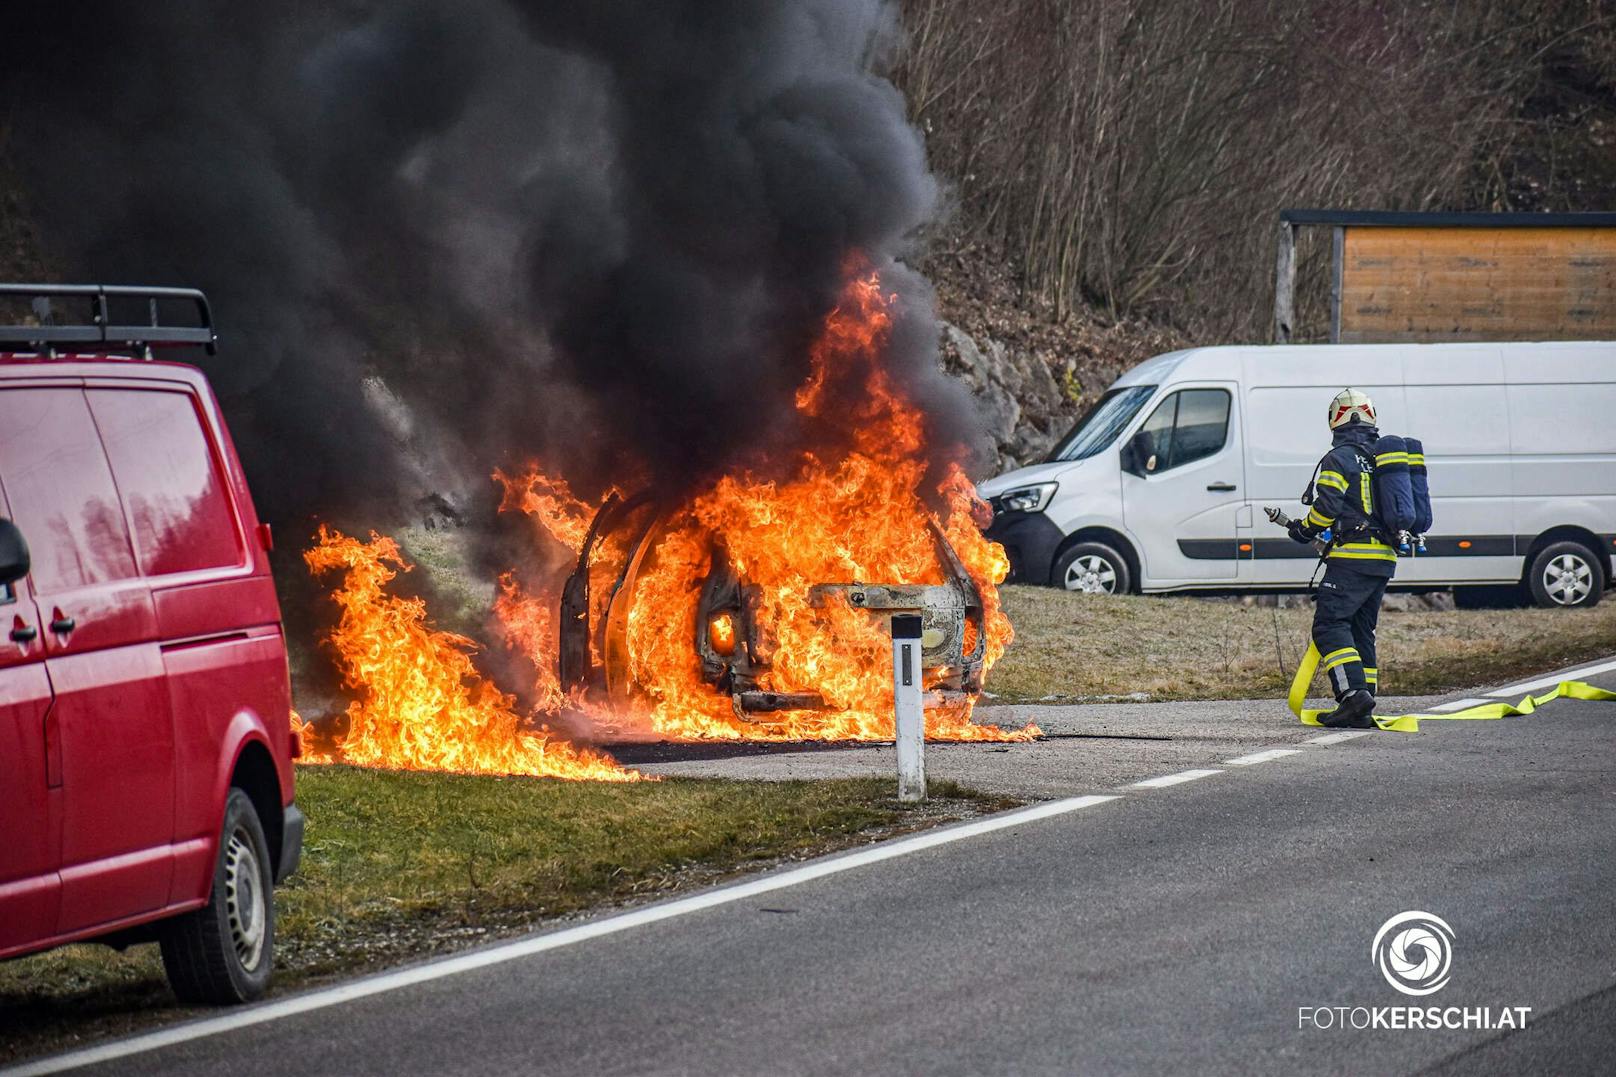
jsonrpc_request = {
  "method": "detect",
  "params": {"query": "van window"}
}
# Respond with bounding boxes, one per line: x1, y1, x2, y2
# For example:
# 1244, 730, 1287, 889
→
89, 389, 244, 576
1047, 385, 1156, 462
1137, 388, 1230, 472
0, 388, 138, 591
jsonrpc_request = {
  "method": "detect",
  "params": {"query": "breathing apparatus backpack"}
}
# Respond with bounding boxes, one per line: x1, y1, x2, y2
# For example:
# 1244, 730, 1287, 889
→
1301, 434, 1434, 556
1370, 436, 1415, 532
1368, 435, 1434, 554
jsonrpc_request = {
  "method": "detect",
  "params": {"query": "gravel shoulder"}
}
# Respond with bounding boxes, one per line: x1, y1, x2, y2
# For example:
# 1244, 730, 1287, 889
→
632, 694, 1440, 798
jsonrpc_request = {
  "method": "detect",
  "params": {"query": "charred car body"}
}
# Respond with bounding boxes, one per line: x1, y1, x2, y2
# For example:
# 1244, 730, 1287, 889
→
558, 494, 988, 721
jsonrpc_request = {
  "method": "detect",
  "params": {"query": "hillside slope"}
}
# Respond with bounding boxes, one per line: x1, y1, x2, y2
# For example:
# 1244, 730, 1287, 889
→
3, 3, 1612, 480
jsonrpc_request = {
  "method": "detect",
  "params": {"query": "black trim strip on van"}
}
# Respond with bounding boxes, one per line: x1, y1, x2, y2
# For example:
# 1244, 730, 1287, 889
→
1175, 539, 1243, 560
1178, 536, 1517, 561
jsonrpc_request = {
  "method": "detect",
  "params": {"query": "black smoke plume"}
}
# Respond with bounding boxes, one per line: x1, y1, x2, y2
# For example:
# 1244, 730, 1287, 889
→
1, 0, 973, 541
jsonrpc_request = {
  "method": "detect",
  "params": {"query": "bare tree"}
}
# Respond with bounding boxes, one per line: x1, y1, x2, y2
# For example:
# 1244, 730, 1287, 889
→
890, 0, 1612, 341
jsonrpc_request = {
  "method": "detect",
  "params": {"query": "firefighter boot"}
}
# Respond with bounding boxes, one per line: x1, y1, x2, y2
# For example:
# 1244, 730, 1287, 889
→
1319, 689, 1376, 729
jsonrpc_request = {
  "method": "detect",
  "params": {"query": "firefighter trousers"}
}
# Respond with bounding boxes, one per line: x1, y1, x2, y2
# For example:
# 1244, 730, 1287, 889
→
1311, 563, 1390, 699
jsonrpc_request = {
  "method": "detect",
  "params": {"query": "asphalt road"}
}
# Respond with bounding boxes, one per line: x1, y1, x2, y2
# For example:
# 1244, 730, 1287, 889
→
18, 660, 1616, 1077
626, 692, 1454, 797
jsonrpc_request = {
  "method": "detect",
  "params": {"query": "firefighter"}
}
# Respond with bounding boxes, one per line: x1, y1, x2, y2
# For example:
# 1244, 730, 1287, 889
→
1286, 388, 1397, 728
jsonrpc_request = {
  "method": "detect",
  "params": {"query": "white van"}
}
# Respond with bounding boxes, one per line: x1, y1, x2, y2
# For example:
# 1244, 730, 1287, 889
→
977, 341, 1616, 608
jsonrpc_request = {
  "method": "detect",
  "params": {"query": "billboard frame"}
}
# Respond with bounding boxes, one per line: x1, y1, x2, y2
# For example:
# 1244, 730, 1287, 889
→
1272, 209, 1616, 344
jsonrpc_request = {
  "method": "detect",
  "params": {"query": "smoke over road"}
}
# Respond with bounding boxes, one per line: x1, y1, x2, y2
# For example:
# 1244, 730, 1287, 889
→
1, 0, 970, 531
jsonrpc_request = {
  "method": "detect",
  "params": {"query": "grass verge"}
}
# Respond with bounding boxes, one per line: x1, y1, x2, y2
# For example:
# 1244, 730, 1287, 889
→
986, 585, 1616, 704
0, 768, 1007, 1065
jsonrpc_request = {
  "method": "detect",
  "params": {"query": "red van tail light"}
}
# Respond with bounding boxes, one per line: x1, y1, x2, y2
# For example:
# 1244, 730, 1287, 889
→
257, 522, 275, 552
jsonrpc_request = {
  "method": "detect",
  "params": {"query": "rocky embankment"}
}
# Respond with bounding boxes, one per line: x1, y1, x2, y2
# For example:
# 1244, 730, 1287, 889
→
928, 250, 1186, 476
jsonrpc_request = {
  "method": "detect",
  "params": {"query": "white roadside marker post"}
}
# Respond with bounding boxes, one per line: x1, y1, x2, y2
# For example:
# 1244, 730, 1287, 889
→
891, 613, 926, 804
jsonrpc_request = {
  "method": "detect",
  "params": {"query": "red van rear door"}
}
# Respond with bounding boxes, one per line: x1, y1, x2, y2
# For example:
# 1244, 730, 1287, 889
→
0, 386, 176, 934
0, 480, 58, 956
87, 385, 287, 904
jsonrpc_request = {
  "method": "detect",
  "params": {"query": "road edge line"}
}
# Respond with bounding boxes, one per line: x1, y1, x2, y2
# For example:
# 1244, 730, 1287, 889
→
1485, 657, 1616, 698
3, 793, 1121, 1076
1129, 768, 1222, 789
1223, 749, 1303, 766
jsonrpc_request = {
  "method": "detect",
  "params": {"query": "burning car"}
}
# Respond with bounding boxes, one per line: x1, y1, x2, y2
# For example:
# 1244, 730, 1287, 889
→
299, 269, 1028, 772
480, 269, 1024, 745
557, 493, 990, 725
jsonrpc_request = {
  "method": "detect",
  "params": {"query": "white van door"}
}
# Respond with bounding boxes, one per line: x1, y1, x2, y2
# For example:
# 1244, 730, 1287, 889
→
1121, 384, 1246, 582
1401, 346, 1517, 584
1240, 375, 1408, 587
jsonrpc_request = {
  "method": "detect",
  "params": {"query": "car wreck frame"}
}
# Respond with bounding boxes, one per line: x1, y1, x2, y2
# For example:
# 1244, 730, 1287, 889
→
558, 495, 988, 722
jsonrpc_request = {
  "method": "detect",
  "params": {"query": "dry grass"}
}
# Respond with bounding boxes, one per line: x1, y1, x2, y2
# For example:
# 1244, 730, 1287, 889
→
985, 586, 1616, 704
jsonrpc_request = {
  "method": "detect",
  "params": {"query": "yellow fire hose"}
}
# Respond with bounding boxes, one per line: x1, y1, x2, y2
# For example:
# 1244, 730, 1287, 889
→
1287, 643, 1616, 733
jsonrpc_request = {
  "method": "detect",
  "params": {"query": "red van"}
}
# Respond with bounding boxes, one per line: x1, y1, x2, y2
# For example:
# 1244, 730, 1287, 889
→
0, 284, 301, 1003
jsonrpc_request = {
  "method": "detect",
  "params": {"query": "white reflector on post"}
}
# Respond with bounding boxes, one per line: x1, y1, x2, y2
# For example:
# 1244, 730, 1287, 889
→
891, 613, 926, 803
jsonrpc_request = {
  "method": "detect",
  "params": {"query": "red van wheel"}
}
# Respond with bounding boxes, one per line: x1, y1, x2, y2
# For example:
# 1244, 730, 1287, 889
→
159, 789, 275, 1004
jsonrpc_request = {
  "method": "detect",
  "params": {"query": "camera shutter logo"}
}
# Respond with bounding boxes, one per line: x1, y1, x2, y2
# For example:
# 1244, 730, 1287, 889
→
1373, 911, 1455, 996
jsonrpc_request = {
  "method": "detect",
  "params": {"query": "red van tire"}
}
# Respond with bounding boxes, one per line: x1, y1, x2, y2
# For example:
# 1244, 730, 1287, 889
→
159, 789, 275, 1004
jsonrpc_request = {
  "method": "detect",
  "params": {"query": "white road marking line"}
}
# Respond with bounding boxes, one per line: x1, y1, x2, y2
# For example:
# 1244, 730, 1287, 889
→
1430, 698, 1491, 712
1302, 730, 1375, 745
1130, 768, 1222, 789
1223, 748, 1302, 766
3, 794, 1122, 1077
1487, 659, 1616, 697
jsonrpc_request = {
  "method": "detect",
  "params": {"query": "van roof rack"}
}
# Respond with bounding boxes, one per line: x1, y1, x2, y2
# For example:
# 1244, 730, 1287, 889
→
0, 284, 216, 356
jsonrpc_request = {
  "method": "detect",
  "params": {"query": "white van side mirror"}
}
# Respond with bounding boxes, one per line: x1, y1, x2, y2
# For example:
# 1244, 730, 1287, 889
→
1121, 431, 1156, 477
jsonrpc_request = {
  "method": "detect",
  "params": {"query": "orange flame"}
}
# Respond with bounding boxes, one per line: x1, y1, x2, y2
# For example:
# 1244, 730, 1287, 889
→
708, 611, 737, 656
493, 571, 570, 713
302, 526, 640, 781
289, 709, 334, 764
493, 466, 604, 554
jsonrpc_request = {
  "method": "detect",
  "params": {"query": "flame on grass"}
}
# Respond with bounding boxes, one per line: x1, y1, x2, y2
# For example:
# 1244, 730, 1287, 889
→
302, 527, 640, 781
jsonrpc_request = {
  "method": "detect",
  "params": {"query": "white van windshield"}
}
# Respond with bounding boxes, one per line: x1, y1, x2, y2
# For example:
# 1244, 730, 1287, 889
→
1045, 385, 1156, 462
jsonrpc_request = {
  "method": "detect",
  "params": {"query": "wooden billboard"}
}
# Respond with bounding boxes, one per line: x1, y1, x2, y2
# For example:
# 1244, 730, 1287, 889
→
1273, 211, 1616, 344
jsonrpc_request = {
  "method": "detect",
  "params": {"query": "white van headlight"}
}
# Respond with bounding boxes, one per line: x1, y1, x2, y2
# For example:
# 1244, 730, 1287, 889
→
998, 482, 1058, 514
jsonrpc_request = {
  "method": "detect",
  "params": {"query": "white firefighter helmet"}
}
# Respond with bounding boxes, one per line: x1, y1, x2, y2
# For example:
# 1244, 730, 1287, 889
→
1328, 388, 1376, 430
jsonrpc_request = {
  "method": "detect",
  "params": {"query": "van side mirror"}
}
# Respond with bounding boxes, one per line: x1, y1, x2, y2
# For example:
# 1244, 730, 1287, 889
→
1120, 431, 1157, 477
0, 519, 31, 586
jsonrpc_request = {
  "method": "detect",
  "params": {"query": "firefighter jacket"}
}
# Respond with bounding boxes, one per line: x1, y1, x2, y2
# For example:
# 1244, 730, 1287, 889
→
1299, 423, 1398, 577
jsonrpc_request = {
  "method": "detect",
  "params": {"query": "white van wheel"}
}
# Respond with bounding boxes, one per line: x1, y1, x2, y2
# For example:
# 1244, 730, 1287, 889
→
1527, 541, 1604, 609
1054, 543, 1130, 595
